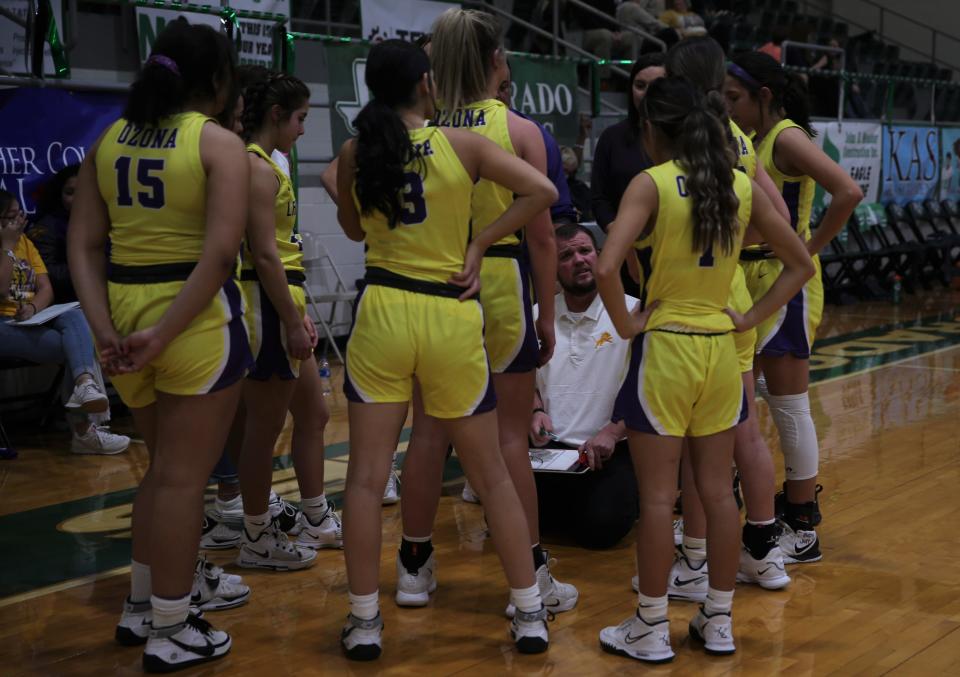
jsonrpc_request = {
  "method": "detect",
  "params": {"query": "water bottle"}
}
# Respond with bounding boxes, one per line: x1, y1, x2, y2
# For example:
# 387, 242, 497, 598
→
891, 275, 902, 305
318, 358, 332, 396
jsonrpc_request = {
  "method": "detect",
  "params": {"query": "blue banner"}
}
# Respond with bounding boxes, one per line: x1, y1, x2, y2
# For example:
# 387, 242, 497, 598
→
940, 127, 960, 202
881, 125, 940, 206
0, 88, 125, 215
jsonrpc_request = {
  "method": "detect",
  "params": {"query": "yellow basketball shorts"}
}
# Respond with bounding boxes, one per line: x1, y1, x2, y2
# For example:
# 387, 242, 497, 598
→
107, 277, 252, 409
480, 250, 539, 374
613, 330, 747, 437
742, 254, 823, 358
344, 283, 496, 419
241, 280, 307, 381
729, 265, 757, 373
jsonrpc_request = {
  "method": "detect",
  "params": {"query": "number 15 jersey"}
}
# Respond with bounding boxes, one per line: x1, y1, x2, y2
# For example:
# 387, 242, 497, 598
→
96, 112, 211, 266
355, 127, 474, 284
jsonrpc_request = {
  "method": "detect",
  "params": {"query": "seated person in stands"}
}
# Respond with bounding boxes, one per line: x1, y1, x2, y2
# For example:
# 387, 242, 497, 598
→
28, 164, 80, 303
529, 224, 639, 549
0, 190, 129, 455
660, 0, 707, 38
560, 146, 593, 222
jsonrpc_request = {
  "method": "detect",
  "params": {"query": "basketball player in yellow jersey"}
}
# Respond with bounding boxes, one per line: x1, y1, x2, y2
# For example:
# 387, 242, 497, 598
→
662, 37, 795, 599
594, 77, 814, 664
332, 40, 556, 660
393, 7, 579, 620
726, 52, 863, 564
68, 21, 249, 672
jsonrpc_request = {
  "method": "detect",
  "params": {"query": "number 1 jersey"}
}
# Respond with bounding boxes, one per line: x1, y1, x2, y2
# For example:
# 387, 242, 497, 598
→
96, 112, 211, 266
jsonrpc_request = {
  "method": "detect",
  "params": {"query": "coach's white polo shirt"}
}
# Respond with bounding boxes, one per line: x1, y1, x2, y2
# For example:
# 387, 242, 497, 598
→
534, 292, 638, 446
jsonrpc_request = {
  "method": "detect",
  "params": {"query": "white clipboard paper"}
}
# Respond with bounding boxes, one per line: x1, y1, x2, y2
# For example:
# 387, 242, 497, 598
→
9, 302, 81, 326
529, 448, 589, 474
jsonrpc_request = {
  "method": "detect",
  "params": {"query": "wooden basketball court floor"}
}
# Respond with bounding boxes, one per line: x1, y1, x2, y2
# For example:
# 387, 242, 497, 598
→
2, 293, 960, 676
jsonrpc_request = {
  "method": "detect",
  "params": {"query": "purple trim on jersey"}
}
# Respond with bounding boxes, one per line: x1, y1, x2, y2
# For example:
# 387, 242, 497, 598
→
512, 109, 577, 224
501, 248, 540, 374
211, 278, 254, 392
737, 387, 749, 425
782, 181, 802, 231
758, 289, 810, 359
342, 283, 365, 403
612, 333, 659, 434
247, 283, 297, 382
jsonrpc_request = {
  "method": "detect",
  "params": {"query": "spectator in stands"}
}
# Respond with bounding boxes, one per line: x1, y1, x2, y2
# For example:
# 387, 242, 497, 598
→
560, 147, 592, 222
659, 0, 707, 39
0, 190, 130, 455
27, 164, 80, 303
616, 0, 680, 50
758, 26, 788, 63
568, 0, 637, 78
530, 224, 639, 549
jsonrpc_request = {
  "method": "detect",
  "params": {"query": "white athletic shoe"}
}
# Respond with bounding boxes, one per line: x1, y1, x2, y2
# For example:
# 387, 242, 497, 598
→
71, 426, 130, 455
736, 545, 791, 589
510, 605, 550, 654
395, 551, 437, 607
116, 597, 153, 646
689, 605, 736, 655
505, 556, 579, 617
199, 514, 241, 550
190, 556, 250, 611
461, 479, 481, 504
599, 613, 674, 664
293, 505, 343, 549
383, 455, 400, 505
236, 521, 317, 571
778, 520, 823, 564
196, 555, 243, 586
340, 613, 383, 661
142, 613, 231, 673
65, 380, 109, 414
667, 551, 708, 602
268, 491, 302, 533
673, 518, 684, 546
213, 495, 243, 528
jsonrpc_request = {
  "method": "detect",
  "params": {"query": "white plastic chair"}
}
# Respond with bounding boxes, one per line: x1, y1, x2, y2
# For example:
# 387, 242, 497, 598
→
301, 232, 356, 365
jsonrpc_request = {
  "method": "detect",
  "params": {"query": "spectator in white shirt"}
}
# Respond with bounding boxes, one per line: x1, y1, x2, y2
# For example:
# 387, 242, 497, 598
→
530, 224, 639, 549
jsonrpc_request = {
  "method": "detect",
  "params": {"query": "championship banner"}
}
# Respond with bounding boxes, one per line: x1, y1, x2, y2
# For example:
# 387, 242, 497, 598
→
361, 0, 457, 42
940, 127, 960, 202
325, 41, 372, 151
0, 0, 63, 75
136, 0, 289, 67
0, 88, 125, 215
881, 125, 940, 206
505, 55, 579, 147
811, 121, 882, 211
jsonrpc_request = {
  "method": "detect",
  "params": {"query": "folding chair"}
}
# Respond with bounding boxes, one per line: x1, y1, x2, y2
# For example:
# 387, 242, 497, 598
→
301, 232, 356, 365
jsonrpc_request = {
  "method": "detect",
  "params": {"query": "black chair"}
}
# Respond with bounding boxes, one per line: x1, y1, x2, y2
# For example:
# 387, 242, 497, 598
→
942, 199, 960, 231
850, 205, 910, 294
0, 358, 67, 457
911, 200, 960, 272
886, 203, 942, 289
820, 221, 871, 302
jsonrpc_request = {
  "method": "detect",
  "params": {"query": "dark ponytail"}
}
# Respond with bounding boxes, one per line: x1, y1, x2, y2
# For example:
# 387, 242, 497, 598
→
641, 77, 740, 256
354, 39, 431, 229
124, 19, 236, 128
728, 52, 816, 136
240, 72, 310, 143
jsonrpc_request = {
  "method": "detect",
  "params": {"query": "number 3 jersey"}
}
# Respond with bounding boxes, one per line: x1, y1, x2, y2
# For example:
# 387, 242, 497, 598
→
635, 160, 752, 334
355, 127, 474, 285
96, 112, 211, 265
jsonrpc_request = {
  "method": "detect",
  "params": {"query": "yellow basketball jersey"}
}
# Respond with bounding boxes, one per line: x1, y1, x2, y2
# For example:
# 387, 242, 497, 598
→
434, 98, 519, 247
730, 120, 756, 179
635, 160, 752, 333
357, 127, 474, 284
243, 143, 303, 274
96, 112, 210, 266
757, 118, 815, 241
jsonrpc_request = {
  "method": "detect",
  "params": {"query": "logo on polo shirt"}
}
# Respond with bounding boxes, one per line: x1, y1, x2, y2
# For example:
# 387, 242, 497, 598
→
595, 332, 613, 349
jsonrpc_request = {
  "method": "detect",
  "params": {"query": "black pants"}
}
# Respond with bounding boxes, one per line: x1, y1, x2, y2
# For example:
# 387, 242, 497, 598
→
535, 440, 639, 550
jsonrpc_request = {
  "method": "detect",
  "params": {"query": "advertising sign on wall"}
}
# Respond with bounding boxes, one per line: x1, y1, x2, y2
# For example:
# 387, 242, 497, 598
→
881, 125, 940, 206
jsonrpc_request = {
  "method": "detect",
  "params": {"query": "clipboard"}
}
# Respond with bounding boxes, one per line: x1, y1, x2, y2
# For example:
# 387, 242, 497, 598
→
529, 448, 589, 474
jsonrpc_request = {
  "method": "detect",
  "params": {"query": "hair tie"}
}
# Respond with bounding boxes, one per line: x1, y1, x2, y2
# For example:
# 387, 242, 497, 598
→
146, 54, 180, 77
727, 62, 760, 91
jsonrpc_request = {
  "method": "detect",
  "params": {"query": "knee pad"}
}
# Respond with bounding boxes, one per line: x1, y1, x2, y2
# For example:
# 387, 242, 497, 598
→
766, 392, 819, 481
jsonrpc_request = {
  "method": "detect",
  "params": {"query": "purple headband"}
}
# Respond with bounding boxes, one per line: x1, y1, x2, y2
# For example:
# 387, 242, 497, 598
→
727, 62, 760, 90
146, 54, 180, 77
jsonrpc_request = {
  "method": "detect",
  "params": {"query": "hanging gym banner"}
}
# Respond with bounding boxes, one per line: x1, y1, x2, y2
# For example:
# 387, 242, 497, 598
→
360, 0, 457, 42
324, 41, 372, 151
881, 125, 940, 206
939, 127, 960, 202
0, 87, 124, 215
811, 121, 882, 211
504, 54, 579, 147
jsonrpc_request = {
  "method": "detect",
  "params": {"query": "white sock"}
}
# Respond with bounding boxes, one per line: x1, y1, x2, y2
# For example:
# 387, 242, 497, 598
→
216, 495, 242, 514
244, 510, 271, 539
130, 560, 151, 604
747, 517, 776, 526
637, 592, 668, 624
682, 535, 707, 564
510, 583, 542, 614
349, 590, 380, 621
402, 533, 432, 543
150, 594, 190, 629
301, 494, 328, 523
704, 587, 734, 616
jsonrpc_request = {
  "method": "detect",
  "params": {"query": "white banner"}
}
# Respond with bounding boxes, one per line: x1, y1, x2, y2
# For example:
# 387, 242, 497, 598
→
135, 0, 289, 68
812, 121, 882, 209
361, 0, 458, 42
0, 0, 63, 76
